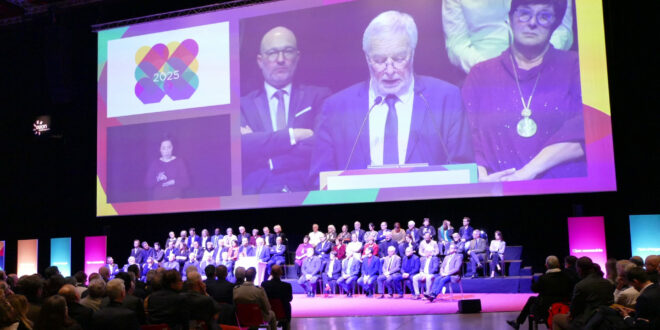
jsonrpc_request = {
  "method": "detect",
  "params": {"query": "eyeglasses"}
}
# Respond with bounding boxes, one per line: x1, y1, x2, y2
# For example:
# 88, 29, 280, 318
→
262, 47, 299, 61
368, 53, 411, 70
513, 8, 556, 28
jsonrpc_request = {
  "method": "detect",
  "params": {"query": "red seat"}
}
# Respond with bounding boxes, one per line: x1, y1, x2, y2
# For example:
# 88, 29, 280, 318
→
268, 298, 286, 320
235, 303, 268, 328
219, 325, 245, 330
141, 324, 170, 330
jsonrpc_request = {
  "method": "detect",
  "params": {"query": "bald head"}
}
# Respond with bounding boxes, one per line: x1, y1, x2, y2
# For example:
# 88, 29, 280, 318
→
58, 284, 79, 303
257, 26, 299, 88
270, 265, 283, 279
645, 255, 660, 273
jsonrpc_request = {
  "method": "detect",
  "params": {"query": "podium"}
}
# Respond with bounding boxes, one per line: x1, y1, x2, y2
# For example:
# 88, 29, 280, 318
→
234, 257, 268, 286
320, 163, 477, 190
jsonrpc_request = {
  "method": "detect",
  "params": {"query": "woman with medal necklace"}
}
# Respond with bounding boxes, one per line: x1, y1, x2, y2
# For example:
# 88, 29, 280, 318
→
462, 0, 586, 182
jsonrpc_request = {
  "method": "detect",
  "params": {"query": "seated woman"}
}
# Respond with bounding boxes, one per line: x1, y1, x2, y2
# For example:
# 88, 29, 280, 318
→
398, 234, 418, 257
145, 137, 190, 200
326, 225, 338, 243
462, 0, 585, 182
228, 239, 240, 262
362, 236, 379, 259
489, 230, 506, 277
336, 225, 351, 245
332, 237, 347, 260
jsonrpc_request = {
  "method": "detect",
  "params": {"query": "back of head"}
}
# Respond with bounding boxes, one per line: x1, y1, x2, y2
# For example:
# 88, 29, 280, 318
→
204, 265, 216, 280
626, 266, 649, 284
0, 297, 17, 328
216, 265, 228, 280
629, 256, 644, 267
577, 257, 594, 277
564, 255, 577, 269
645, 255, 660, 272
6, 294, 31, 328
57, 284, 78, 303
545, 255, 560, 269
106, 279, 125, 301
35, 295, 69, 330
161, 269, 182, 291
17, 275, 43, 302
43, 266, 60, 280
234, 267, 246, 283
73, 271, 87, 285
270, 265, 282, 279
44, 274, 66, 298
245, 268, 257, 282
127, 264, 141, 279
87, 279, 106, 299
114, 272, 132, 293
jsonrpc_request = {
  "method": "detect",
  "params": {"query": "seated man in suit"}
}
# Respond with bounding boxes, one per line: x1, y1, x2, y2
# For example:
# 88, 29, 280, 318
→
357, 248, 380, 296
338, 252, 362, 297
615, 266, 660, 329
267, 237, 287, 273
262, 265, 293, 330
182, 252, 202, 276
424, 243, 464, 302
553, 257, 614, 330
406, 220, 421, 244
507, 255, 573, 329
105, 256, 120, 279
314, 234, 333, 262
162, 253, 180, 272
234, 267, 277, 330
322, 251, 343, 295
238, 237, 255, 259
377, 246, 402, 298
378, 231, 398, 258
182, 271, 220, 329
310, 10, 473, 188
298, 249, 322, 297
397, 246, 420, 298
412, 246, 439, 299
465, 229, 487, 277
129, 240, 144, 265
92, 279, 140, 330
241, 26, 332, 194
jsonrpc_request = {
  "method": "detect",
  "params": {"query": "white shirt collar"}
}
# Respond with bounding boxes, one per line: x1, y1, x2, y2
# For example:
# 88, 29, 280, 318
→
265, 82, 292, 99
368, 77, 415, 104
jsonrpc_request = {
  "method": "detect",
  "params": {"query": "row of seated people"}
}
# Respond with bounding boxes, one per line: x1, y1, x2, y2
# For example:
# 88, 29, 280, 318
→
0, 264, 292, 330
297, 243, 468, 300
115, 234, 288, 281
506, 254, 660, 330
295, 227, 507, 279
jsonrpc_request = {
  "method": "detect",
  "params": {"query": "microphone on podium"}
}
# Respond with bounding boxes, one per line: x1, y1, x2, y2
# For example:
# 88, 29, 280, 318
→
344, 96, 383, 171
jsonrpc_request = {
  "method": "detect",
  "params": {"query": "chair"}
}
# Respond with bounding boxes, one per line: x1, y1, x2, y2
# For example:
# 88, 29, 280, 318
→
141, 325, 170, 330
235, 303, 268, 329
219, 325, 243, 330
502, 246, 523, 276
268, 298, 286, 321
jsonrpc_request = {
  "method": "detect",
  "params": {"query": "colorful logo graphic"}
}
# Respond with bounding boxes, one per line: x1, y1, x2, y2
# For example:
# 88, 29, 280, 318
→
134, 39, 199, 104
33, 120, 50, 135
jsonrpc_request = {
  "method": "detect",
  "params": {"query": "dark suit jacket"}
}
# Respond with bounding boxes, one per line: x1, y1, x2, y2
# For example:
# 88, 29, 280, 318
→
314, 241, 333, 259
361, 256, 380, 276
67, 301, 93, 330
439, 253, 463, 278
302, 256, 322, 276
406, 228, 422, 243
342, 258, 362, 277
351, 229, 366, 243
182, 290, 220, 326
310, 75, 474, 187
254, 245, 271, 262
419, 256, 440, 275
263, 233, 277, 246
379, 240, 398, 258
624, 283, 660, 328
206, 278, 234, 305
402, 255, 421, 276
130, 247, 144, 264
146, 289, 189, 328
569, 273, 614, 326
531, 270, 573, 313
323, 259, 343, 278
241, 83, 332, 193
91, 301, 140, 330
261, 278, 293, 320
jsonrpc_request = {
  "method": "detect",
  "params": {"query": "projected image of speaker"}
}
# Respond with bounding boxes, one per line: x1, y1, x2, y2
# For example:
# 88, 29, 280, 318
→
458, 299, 482, 313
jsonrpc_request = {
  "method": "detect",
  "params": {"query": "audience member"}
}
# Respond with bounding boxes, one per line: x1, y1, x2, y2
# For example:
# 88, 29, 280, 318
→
338, 252, 361, 297
391, 222, 406, 244
91, 279, 139, 330
399, 247, 420, 298
629, 256, 644, 268
308, 224, 323, 247
182, 272, 219, 329
364, 223, 378, 243
406, 220, 421, 244
465, 229, 487, 277
645, 255, 659, 283
507, 255, 573, 329
294, 236, 313, 277
80, 279, 105, 312
552, 257, 614, 330
357, 248, 380, 297
6, 294, 34, 330
418, 232, 440, 258
205, 265, 233, 305
398, 234, 418, 257
377, 246, 402, 298
112, 272, 145, 324
268, 237, 287, 272
412, 247, 439, 299
58, 284, 93, 329
261, 265, 292, 330
617, 266, 660, 328
129, 240, 144, 265
459, 217, 474, 242
351, 221, 366, 243
233, 268, 276, 330
322, 251, 342, 294
337, 224, 352, 245
613, 260, 639, 307
298, 249, 322, 297
314, 234, 333, 262
424, 243, 464, 302
34, 295, 82, 330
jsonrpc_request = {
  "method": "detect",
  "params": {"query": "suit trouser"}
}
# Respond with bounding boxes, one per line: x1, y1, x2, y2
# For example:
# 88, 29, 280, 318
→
397, 275, 415, 294
468, 253, 486, 276
377, 273, 402, 294
429, 275, 453, 296
298, 275, 319, 293
357, 275, 378, 294
337, 275, 357, 293
322, 273, 340, 293
412, 273, 435, 295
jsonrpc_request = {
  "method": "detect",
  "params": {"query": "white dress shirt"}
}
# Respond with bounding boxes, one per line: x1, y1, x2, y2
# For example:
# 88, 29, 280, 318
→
368, 78, 415, 166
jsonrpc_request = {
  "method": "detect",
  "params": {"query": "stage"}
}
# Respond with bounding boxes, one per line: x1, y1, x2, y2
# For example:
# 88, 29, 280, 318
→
290, 293, 534, 318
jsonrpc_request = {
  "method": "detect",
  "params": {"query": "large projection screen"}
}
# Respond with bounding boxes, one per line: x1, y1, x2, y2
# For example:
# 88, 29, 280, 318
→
97, 0, 616, 216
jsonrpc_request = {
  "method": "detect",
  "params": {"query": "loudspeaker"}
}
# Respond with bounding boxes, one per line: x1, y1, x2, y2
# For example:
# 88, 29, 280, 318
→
458, 299, 482, 313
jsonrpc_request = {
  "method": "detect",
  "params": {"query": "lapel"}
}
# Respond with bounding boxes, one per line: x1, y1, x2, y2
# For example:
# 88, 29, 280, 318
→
255, 88, 273, 132
288, 84, 303, 127
353, 83, 371, 168
406, 77, 427, 162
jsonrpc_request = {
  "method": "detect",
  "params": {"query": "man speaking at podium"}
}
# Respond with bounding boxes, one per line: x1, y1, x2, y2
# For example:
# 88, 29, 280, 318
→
241, 26, 331, 194
310, 10, 473, 186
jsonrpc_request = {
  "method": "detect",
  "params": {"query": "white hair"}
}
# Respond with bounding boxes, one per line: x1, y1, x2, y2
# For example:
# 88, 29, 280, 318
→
362, 10, 418, 53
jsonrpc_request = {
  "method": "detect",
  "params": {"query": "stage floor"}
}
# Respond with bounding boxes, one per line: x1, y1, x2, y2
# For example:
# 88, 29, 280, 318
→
291, 293, 534, 318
